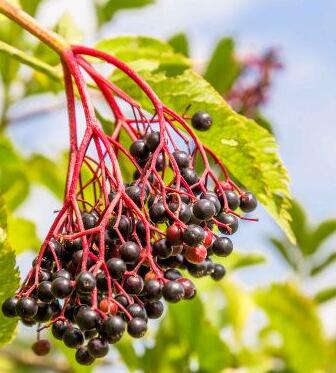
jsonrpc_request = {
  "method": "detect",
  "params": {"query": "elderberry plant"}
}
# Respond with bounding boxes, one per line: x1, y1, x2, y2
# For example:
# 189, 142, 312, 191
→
0, 1, 272, 367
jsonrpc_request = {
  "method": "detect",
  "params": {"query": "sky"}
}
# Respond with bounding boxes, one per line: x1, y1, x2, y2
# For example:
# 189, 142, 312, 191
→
8, 0, 336, 338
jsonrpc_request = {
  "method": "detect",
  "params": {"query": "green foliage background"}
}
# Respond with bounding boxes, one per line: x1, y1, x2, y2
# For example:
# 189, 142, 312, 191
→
0, 1, 335, 372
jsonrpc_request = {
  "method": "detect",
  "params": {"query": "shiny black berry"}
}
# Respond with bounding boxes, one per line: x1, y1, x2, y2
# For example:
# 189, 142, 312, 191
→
52, 320, 68, 340
127, 303, 147, 320
193, 199, 216, 221
37, 281, 54, 302
34, 303, 53, 322
76, 272, 96, 295
2, 297, 18, 317
167, 202, 192, 223
130, 140, 150, 162
76, 347, 95, 365
181, 168, 199, 185
63, 327, 84, 348
87, 337, 109, 358
143, 279, 162, 301
240, 192, 258, 212
202, 192, 221, 214
211, 264, 226, 280
144, 131, 160, 151
108, 215, 132, 238
16, 297, 38, 319
127, 317, 147, 338
145, 301, 164, 319
124, 275, 144, 295
106, 258, 126, 279
172, 150, 189, 169
114, 294, 129, 308
75, 307, 98, 331
217, 213, 239, 234
183, 224, 205, 246
125, 185, 143, 207
164, 269, 182, 281
162, 281, 185, 303
149, 201, 166, 223
82, 211, 98, 229
212, 237, 233, 257
152, 239, 173, 259
120, 241, 141, 263
99, 315, 125, 342
224, 190, 240, 210
51, 277, 72, 298
52, 269, 71, 280
191, 111, 212, 131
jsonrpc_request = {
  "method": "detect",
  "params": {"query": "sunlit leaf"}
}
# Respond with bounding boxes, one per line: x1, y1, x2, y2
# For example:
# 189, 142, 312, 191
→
168, 32, 189, 57
256, 283, 328, 372
314, 287, 336, 304
0, 195, 20, 347
7, 215, 40, 254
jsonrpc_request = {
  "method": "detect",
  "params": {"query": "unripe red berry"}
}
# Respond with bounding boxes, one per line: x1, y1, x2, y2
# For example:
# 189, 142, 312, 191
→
185, 245, 207, 264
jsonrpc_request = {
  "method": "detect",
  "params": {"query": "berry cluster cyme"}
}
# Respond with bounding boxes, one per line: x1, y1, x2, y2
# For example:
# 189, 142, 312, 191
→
1, 45, 257, 365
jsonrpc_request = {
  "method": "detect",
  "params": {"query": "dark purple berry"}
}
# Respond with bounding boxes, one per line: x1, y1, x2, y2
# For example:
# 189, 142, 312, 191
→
127, 317, 147, 338
240, 192, 258, 212
106, 258, 126, 279
224, 190, 240, 210
2, 297, 18, 317
211, 264, 226, 281
87, 337, 109, 358
120, 241, 141, 263
63, 327, 84, 348
51, 277, 72, 298
144, 131, 160, 151
217, 213, 239, 234
192, 199, 216, 221
152, 239, 173, 259
76, 347, 95, 365
191, 111, 212, 131
181, 168, 199, 185
76, 272, 96, 295
149, 201, 166, 223
52, 320, 68, 340
183, 224, 205, 246
124, 275, 144, 295
212, 237, 233, 257
172, 150, 189, 169
99, 315, 125, 342
82, 212, 98, 229
127, 303, 147, 320
143, 279, 162, 301
162, 281, 185, 303
37, 281, 54, 303
145, 301, 164, 319
130, 140, 150, 162
75, 307, 98, 331
16, 297, 38, 319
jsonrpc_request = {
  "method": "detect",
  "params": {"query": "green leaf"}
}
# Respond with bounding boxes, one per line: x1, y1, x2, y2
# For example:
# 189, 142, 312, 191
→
95, 36, 190, 76
0, 136, 30, 211
269, 237, 298, 270
219, 279, 254, 343
95, 0, 154, 26
254, 113, 274, 134
111, 65, 293, 242
314, 287, 336, 304
0, 195, 20, 347
168, 32, 189, 57
204, 37, 241, 94
225, 250, 266, 271
7, 216, 40, 254
308, 219, 336, 255
25, 153, 67, 200
255, 283, 328, 372
311, 252, 336, 276
20, 0, 41, 15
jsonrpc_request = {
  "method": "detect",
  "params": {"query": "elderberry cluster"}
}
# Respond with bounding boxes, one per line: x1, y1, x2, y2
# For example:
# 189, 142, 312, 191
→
2, 111, 257, 365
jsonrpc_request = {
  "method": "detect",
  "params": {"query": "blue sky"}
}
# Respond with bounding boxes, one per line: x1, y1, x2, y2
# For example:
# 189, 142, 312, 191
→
8, 0, 336, 334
